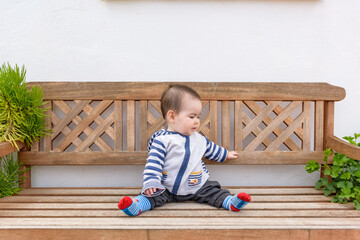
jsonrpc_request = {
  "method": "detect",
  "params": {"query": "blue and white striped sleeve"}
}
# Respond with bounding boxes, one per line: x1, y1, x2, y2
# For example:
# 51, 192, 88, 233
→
141, 137, 166, 197
203, 137, 228, 163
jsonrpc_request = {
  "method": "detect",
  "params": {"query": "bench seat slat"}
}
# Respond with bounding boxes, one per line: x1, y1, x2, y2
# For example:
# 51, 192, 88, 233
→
15, 187, 324, 196
1, 217, 360, 229
0, 195, 332, 203
0, 202, 355, 210
1, 209, 359, 218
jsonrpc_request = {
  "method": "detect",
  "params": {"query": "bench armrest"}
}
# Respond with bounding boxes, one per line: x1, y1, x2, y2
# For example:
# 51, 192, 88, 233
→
0, 141, 26, 158
326, 135, 360, 161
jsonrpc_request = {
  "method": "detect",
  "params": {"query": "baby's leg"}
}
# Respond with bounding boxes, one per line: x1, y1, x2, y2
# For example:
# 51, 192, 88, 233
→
222, 192, 251, 211
192, 180, 251, 211
118, 195, 151, 216
118, 189, 173, 216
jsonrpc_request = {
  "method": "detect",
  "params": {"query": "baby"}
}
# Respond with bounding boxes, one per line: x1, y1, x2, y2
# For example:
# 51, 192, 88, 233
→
118, 84, 251, 216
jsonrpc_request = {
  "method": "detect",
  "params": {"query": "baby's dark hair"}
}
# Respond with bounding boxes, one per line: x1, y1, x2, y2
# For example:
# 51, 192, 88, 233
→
160, 84, 201, 119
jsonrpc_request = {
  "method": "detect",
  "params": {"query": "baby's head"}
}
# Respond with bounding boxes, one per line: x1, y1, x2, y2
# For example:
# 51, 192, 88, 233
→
161, 84, 202, 136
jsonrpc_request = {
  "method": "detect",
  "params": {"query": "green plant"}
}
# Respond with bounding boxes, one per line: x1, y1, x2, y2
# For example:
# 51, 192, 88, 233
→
0, 154, 29, 198
305, 133, 360, 210
0, 63, 51, 149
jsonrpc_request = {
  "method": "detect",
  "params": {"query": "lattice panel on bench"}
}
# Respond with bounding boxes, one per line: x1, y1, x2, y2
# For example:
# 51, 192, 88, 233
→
50, 100, 115, 152
241, 101, 311, 151
34, 100, 314, 153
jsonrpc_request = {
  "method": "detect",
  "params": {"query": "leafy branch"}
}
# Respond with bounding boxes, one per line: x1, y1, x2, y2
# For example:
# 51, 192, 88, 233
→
306, 133, 360, 210
0, 154, 30, 198
0, 63, 51, 149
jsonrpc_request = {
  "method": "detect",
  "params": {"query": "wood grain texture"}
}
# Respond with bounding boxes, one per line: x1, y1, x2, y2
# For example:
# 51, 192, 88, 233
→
1, 229, 360, 240
326, 135, 360, 161
27, 82, 346, 101
0, 141, 25, 157
114, 101, 123, 151
18, 151, 325, 165
315, 101, 324, 151
324, 101, 335, 149
244, 101, 302, 151
234, 101, 242, 150
221, 101, 231, 149
243, 101, 299, 151
1, 187, 359, 238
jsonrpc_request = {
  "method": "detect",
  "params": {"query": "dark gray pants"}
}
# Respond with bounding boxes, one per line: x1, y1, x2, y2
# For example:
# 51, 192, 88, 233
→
146, 180, 231, 209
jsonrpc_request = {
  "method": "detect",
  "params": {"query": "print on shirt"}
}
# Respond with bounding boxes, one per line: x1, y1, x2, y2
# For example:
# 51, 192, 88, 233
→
188, 171, 202, 187
161, 171, 168, 183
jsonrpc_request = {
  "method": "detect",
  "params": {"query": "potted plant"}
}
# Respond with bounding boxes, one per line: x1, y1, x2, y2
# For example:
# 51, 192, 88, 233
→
0, 63, 51, 149
0, 62, 51, 198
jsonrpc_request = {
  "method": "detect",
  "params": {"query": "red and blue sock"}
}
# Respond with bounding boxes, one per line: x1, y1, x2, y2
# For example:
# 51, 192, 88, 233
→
222, 192, 251, 211
118, 195, 151, 216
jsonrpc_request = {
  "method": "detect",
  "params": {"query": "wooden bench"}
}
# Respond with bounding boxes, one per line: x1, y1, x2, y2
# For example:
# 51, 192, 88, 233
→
1, 82, 360, 240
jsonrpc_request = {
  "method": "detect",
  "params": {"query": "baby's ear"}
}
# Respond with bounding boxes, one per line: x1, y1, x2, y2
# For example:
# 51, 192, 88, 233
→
166, 110, 175, 122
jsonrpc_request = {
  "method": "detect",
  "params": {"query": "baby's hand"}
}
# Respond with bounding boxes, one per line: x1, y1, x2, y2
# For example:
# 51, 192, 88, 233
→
144, 187, 157, 197
227, 151, 239, 160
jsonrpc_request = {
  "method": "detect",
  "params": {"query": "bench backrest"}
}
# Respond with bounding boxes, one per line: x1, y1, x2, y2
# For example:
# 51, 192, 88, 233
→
19, 82, 345, 186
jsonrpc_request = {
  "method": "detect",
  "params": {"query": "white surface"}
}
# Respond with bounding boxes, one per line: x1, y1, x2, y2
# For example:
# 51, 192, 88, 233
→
31, 165, 320, 188
1, 0, 359, 187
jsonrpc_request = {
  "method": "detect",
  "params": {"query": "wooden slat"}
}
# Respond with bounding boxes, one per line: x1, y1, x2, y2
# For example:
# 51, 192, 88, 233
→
51, 100, 91, 140
1, 229, 360, 240
314, 101, 324, 151
0, 195, 331, 203
243, 101, 281, 138
245, 101, 302, 151
302, 101, 311, 151
13, 187, 323, 196
0, 229, 147, 240
126, 101, 136, 151
50, 101, 83, 150
52, 100, 113, 152
19, 165, 31, 189
139, 101, 148, 151
243, 101, 300, 151
1, 217, 360, 229
198, 112, 210, 139
242, 114, 277, 150
0, 141, 26, 157
265, 112, 305, 151
1, 209, 359, 218
43, 101, 52, 151
74, 113, 114, 152
0, 202, 353, 211
18, 151, 325, 165
55, 101, 113, 151
266, 100, 304, 142
324, 101, 335, 148
209, 101, 218, 143
114, 101, 122, 151
221, 101, 231, 149
234, 101, 242, 151
326, 135, 360, 161
146, 102, 166, 139
28, 82, 346, 101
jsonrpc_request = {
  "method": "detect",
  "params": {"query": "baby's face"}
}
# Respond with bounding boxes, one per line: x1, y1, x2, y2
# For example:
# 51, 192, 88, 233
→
169, 94, 202, 136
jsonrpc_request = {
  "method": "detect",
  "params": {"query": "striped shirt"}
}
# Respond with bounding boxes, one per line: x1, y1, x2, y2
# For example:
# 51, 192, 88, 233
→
142, 129, 228, 196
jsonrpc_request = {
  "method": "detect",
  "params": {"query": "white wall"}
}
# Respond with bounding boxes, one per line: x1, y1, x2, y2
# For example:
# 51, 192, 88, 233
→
1, 0, 359, 187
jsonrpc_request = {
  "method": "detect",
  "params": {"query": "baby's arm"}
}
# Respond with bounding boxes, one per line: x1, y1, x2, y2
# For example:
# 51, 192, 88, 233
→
141, 137, 167, 197
143, 187, 159, 197
226, 151, 239, 160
